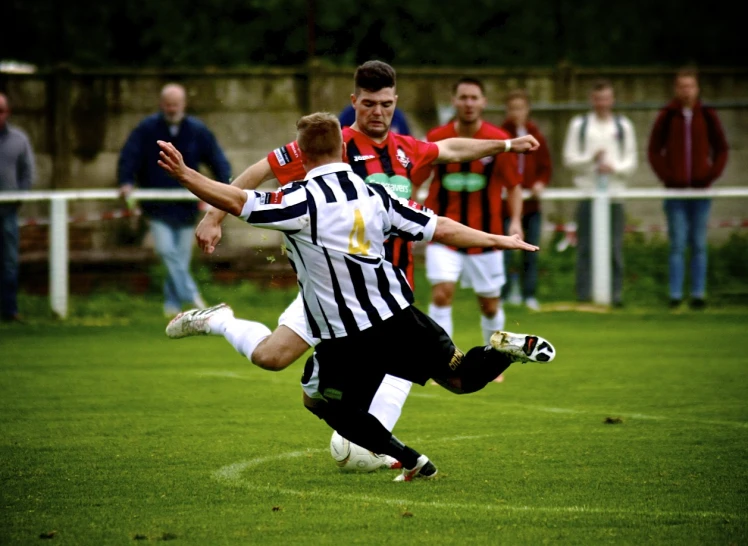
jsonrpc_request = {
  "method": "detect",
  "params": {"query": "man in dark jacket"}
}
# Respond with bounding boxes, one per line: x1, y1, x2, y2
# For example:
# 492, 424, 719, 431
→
647, 67, 729, 309
118, 83, 231, 317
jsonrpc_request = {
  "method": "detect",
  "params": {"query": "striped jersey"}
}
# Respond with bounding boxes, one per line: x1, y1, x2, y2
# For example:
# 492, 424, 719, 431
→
268, 126, 439, 288
424, 121, 521, 254
239, 162, 438, 339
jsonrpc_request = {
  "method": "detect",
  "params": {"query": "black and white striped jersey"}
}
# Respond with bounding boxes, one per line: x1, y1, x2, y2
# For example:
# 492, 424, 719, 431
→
239, 162, 437, 339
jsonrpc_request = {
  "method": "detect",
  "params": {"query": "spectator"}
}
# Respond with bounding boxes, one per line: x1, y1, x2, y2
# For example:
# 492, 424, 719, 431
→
339, 103, 412, 136
647, 67, 729, 309
0, 92, 35, 323
118, 83, 231, 317
562, 80, 637, 307
501, 89, 553, 311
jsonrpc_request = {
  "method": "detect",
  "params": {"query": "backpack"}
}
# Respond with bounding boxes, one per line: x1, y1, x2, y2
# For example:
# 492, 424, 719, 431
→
578, 113, 625, 157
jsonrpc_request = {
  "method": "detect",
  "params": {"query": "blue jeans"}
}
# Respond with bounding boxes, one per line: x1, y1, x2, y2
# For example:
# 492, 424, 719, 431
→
502, 211, 542, 299
149, 218, 200, 312
0, 208, 20, 319
664, 199, 711, 300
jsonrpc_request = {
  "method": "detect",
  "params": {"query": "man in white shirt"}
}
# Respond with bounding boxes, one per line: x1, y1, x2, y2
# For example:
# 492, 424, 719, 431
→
156, 112, 557, 482
562, 80, 637, 306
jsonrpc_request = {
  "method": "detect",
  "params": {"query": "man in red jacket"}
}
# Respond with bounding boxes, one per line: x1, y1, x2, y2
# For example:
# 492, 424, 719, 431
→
500, 89, 553, 311
647, 67, 729, 309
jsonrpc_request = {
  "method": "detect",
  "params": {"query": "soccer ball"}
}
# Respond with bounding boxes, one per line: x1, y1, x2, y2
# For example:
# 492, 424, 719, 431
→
329, 431, 385, 472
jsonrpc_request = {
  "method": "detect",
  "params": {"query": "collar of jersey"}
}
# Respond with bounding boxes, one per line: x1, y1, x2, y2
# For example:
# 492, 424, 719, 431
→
304, 162, 353, 180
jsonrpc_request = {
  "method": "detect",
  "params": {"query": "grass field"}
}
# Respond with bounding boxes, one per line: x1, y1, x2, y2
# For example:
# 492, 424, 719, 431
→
1, 286, 747, 545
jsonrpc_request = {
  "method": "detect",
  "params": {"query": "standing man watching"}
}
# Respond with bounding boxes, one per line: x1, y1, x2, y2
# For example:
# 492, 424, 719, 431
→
0, 92, 35, 323
118, 83, 231, 317
562, 80, 638, 307
423, 77, 523, 383
647, 67, 729, 309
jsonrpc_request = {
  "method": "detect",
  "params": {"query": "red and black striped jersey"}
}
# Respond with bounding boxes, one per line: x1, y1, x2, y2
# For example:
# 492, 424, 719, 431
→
268, 126, 439, 287
424, 121, 521, 254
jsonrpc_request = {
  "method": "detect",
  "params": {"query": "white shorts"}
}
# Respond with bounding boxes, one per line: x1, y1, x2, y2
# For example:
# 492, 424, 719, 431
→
425, 243, 506, 298
278, 292, 321, 347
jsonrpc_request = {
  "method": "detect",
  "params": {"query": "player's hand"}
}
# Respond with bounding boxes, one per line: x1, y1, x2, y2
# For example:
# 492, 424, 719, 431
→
508, 135, 540, 154
157, 140, 187, 182
498, 233, 539, 252
195, 215, 222, 255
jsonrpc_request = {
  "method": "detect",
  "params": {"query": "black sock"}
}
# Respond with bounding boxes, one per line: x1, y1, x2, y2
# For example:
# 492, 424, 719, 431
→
458, 346, 512, 393
382, 435, 420, 469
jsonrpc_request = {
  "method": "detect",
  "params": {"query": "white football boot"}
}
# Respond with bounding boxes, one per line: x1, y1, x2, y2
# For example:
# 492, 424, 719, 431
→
165, 303, 234, 339
393, 455, 437, 482
489, 331, 556, 363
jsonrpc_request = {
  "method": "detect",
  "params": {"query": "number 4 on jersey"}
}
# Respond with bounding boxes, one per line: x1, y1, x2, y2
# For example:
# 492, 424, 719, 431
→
348, 209, 370, 256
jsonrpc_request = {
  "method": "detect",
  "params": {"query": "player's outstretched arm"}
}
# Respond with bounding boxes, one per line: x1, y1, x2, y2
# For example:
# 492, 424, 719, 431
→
158, 140, 248, 217
433, 216, 538, 252
196, 157, 276, 254
434, 134, 539, 164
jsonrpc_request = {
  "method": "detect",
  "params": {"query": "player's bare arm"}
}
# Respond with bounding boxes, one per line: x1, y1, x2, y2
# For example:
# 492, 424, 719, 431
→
195, 157, 276, 253
434, 134, 539, 164
433, 216, 538, 252
158, 140, 248, 217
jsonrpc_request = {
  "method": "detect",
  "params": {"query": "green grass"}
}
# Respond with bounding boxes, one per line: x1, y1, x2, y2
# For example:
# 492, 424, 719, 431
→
1, 284, 747, 545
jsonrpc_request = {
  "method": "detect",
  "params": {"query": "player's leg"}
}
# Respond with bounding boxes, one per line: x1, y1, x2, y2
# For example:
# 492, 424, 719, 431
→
301, 341, 436, 481
165, 292, 316, 371
426, 243, 463, 338
392, 306, 555, 395
251, 292, 317, 369
464, 250, 507, 382
368, 374, 412, 432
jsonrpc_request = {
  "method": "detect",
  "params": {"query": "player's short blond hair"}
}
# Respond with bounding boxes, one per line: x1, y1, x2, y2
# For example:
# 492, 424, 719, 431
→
296, 112, 343, 160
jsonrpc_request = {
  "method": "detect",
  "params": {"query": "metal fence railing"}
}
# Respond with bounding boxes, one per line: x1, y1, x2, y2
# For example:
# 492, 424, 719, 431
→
2, 187, 748, 317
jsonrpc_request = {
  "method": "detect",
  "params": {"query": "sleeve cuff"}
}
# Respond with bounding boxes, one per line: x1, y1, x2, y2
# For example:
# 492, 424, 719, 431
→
239, 190, 255, 220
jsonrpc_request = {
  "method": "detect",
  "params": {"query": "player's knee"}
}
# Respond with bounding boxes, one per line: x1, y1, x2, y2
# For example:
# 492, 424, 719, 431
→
250, 347, 289, 371
431, 284, 454, 307
479, 298, 499, 317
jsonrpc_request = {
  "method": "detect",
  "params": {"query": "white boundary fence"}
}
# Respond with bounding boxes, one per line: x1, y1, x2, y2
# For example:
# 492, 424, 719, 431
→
2, 187, 748, 318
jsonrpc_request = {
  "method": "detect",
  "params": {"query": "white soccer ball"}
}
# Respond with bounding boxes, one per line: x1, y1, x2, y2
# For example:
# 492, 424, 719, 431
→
329, 431, 385, 472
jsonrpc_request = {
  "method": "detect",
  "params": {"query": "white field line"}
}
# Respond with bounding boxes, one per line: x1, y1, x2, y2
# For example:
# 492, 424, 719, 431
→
522, 405, 748, 429
212, 447, 743, 521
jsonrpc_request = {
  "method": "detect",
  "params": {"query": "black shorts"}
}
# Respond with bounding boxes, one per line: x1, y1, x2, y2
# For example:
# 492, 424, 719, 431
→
300, 306, 456, 407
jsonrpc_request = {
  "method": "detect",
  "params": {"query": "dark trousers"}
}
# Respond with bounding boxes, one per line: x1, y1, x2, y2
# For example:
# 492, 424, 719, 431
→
0, 208, 20, 319
503, 211, 542, 299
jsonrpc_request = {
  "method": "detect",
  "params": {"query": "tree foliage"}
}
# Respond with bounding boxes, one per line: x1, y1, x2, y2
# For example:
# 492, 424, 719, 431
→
2, 0, 739, 68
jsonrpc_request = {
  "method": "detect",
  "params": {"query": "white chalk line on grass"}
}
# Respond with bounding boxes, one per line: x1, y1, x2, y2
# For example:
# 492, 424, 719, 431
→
212, 448, 742, 521
523, 405, 748, 429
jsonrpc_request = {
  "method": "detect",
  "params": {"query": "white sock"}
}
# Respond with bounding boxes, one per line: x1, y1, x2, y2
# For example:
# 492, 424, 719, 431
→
368, 375, 412, 432
481, 305, 505, 345
428, 303, 453, 338
222, 318, 272, 360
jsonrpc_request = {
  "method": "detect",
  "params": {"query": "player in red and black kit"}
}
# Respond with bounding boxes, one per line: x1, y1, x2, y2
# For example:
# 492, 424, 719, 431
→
424, 77, 524, 383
